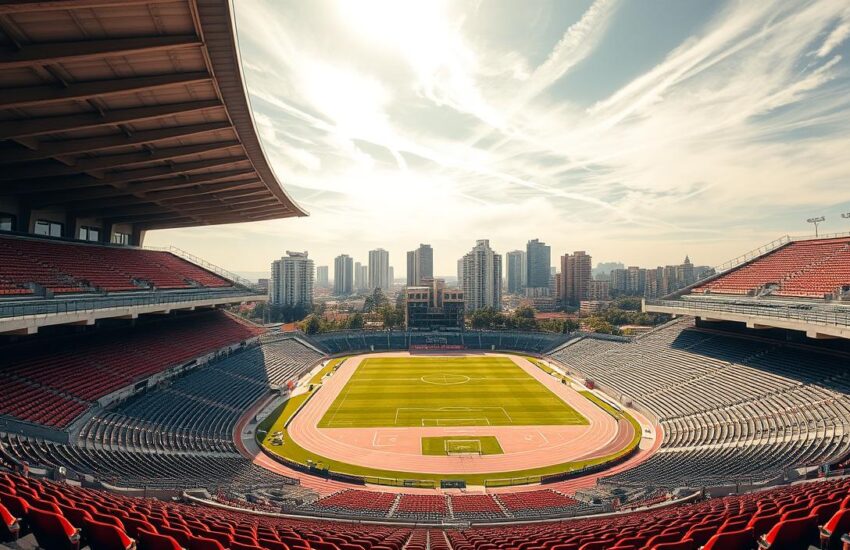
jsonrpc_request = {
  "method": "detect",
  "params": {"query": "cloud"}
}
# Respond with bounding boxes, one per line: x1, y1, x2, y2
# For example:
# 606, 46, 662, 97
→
146, 0, 850, 276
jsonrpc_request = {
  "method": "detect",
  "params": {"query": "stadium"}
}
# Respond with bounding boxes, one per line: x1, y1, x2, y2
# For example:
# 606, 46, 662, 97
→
0, 1, 849, 550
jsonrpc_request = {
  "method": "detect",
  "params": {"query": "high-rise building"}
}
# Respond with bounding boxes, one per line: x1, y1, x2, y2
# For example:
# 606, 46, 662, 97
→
461, 239, 502, 312
406, 244, 433, 286
333, 254, 353, 296
269, 251, 314, 308
389, 266, 394, 286
526, 239, 551, 289
316, 265, 329, 288
560, 251, 592, 304
406, 251, 415, 286
588, 280, 611, 301
354, 261, 363, 291
367, 248, 390, 291
358, 265, 368, 291
456, 258, 464, 288
506, 250, 526, 294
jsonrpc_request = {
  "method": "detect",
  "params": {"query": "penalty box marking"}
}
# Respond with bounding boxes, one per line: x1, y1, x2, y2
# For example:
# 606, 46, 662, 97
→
395, 406, 514, 425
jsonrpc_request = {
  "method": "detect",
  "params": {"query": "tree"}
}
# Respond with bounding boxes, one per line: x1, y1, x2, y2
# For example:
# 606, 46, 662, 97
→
584, 317, 618, 335
363, 288, 389, 313
301, 314, 321, 335
347, 313, 365, 330
378, 304, 404, 330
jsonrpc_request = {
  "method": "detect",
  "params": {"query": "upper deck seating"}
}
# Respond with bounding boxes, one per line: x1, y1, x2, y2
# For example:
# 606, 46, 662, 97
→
693, 237, 850, 297
0, 236, 231, 294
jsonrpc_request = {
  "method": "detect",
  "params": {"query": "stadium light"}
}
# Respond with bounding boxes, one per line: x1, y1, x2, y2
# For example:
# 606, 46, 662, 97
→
807, 216, 825, 237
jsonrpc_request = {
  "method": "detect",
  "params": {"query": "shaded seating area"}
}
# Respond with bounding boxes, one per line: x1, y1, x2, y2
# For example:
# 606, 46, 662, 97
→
78, 337, 321, 455
0, 311, 263, 429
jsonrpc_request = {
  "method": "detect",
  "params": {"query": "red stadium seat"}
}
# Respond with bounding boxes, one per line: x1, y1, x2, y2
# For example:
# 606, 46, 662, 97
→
0, 503, 20, 543
822, 508, 850, 549
702, 528, 755, 550
758, 515, 818, 549
29, 508, 81, 550
84, 518, 135, 550
187, 535, 226, 550
137, 530, 182, 550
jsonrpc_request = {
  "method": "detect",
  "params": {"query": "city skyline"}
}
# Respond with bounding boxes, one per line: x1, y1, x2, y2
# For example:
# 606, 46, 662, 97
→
145, 0, 850, 274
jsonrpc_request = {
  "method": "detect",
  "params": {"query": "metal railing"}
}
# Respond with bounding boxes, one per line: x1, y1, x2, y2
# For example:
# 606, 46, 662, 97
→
144, 245, 259, 291
0, 289, 259, 320
646, 298, 850, 327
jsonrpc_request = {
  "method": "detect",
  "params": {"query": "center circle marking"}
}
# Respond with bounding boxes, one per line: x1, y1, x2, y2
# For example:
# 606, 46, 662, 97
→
420, 374, 470, 385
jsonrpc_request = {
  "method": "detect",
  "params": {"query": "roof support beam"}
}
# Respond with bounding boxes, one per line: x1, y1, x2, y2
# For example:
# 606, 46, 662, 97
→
0, 1, 178, 14
0, 72, 210, 109
0, 120, 232, 163
14, 157, 250, 196
0, 35, 201, 69
159, 185, 266, 203
0, 141, 242, 182
29, 169, 258, 206
176, 197, 278, 213
0, 100, 222, 140
59, 181, 264, 210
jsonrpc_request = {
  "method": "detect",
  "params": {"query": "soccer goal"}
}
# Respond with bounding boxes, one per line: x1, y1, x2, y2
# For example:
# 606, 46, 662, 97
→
444, 439, 483, 455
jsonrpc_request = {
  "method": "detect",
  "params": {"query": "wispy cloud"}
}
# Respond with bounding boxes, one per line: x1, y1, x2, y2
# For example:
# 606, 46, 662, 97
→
147, 0, 850, 276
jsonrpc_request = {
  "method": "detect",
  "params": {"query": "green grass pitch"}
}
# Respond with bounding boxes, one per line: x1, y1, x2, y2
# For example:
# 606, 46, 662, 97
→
317, 356, 588, 428
421, 436, 504, 456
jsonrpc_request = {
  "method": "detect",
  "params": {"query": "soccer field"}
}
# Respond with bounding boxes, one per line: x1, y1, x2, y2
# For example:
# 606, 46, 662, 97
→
317, 355, 588, 428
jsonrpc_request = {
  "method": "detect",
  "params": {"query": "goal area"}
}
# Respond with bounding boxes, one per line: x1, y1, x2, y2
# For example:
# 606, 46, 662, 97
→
444, 439, 483, 455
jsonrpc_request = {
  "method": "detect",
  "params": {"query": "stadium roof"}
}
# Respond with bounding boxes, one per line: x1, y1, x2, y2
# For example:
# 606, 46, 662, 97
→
0, 0, 307, 230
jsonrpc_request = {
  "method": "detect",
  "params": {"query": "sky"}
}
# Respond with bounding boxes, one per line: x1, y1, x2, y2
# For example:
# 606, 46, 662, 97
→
146, 0, 850, 278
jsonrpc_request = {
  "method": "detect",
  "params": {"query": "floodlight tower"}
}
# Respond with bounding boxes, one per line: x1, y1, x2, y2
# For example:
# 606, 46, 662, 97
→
807, 216, 825, 238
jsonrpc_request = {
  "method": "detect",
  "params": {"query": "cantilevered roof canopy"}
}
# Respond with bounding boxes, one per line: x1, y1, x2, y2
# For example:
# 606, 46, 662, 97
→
0, 0, 307, 230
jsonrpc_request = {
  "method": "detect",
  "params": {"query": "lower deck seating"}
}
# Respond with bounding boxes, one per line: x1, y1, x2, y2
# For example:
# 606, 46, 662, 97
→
450, 495, 508, 520
77, 337, 321, 455
305, 490, 398, 518
0, 311, 264, 429
392, 495, 449, 521
550, 318, 850, 488
1, 436, 297, 491
3, 470, 850, 549
494, 490, 598, 520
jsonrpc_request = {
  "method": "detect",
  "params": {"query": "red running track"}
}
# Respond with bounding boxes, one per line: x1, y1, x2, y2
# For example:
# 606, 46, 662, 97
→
233, 353, 663, 496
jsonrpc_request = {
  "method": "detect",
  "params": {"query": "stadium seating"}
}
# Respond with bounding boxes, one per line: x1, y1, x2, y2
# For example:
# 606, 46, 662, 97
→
494, 490, 600, 520
3, 471, 850, 550
306, 490, 398, 518
549, 318, 850, 488
1, 436, 298, 492
77, 337, 321, 455
450, 495, 508, 521
0, 312, 264, 429
310, 330, 571, 355
392, 495, 449, 521
693, 237, 850, 297
0, 235, 231, 294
